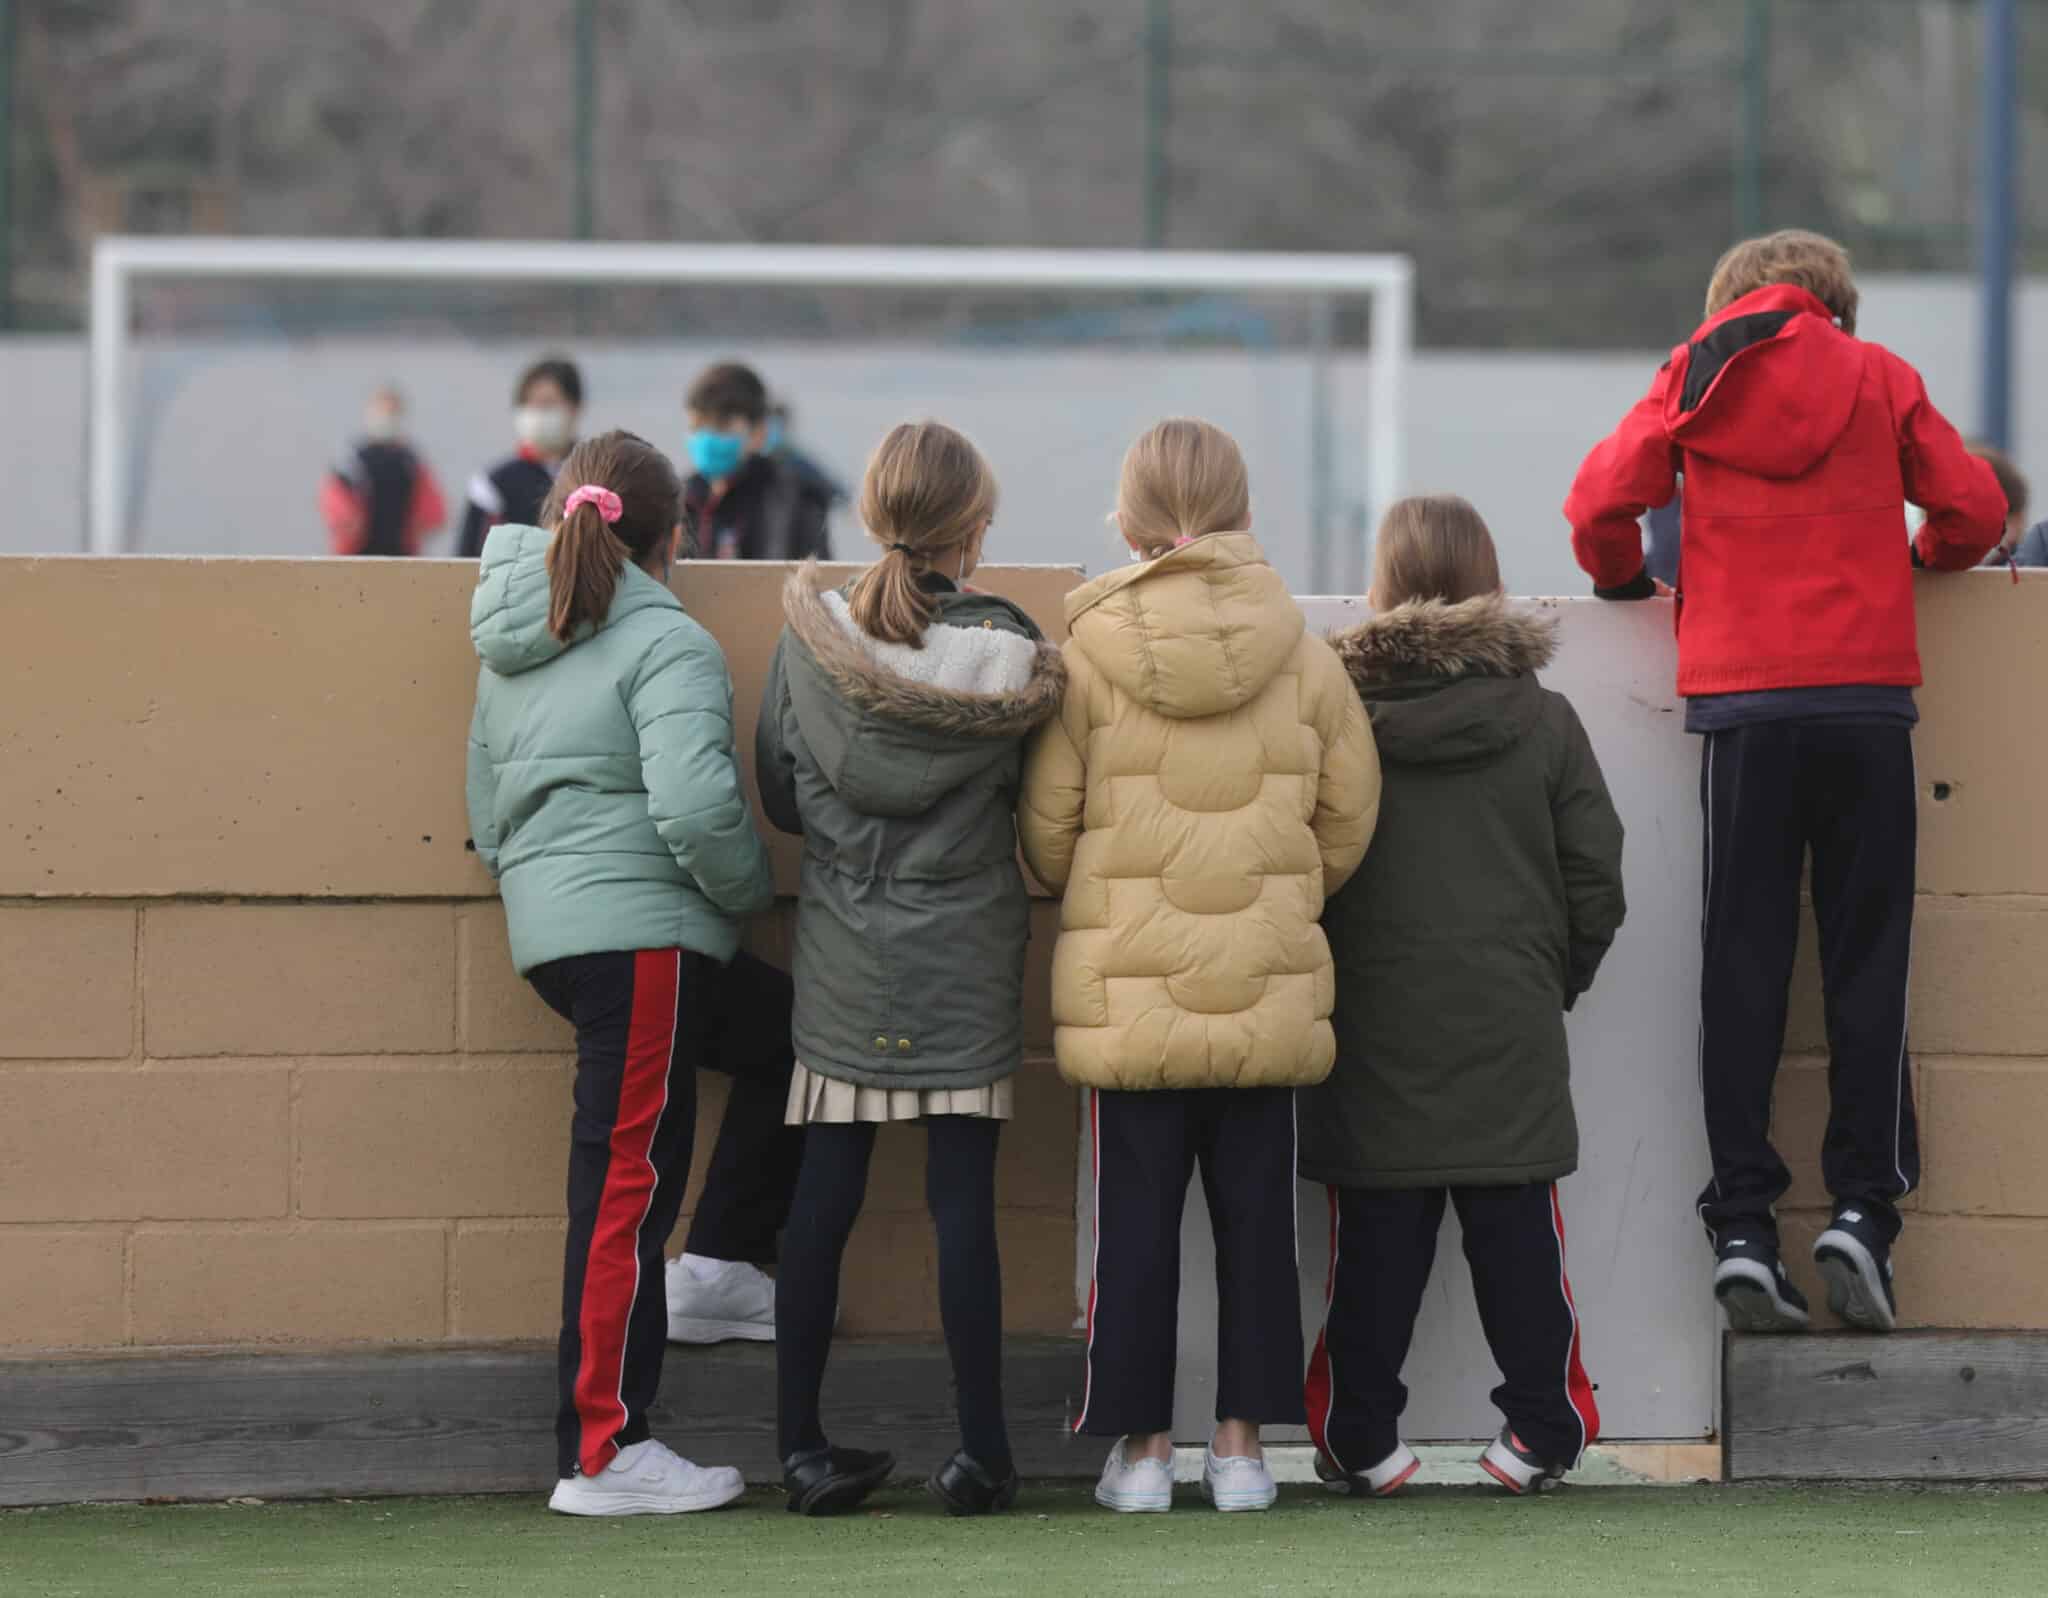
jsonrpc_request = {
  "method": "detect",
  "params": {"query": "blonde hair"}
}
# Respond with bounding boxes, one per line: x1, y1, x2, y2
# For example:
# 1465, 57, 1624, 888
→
1370, 495, 1504, 610
846, 420, 998, 647
1705, 229, 1859, 334
1115, 418, 1251, 557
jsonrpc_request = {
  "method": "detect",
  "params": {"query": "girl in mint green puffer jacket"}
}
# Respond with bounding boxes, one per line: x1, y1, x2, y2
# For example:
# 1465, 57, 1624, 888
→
466, 429, 776, 1517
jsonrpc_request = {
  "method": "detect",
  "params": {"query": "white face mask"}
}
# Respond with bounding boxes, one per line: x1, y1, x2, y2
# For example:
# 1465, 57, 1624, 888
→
363, 409, 401, 442
514, 404, 573, 454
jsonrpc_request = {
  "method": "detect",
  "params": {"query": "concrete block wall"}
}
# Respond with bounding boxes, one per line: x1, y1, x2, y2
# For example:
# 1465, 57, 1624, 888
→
0, 557, 1084, 1352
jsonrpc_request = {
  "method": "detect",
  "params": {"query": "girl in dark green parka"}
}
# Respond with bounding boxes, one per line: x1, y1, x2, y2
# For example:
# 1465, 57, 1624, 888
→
756, 422, 1065, 1518
1299, 495, 1626, 1500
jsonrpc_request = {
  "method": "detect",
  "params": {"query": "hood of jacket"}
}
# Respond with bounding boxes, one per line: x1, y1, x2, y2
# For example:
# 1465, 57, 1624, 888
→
470, 524, 681, 677
1062, 532, 1303, 721
781, 561, 1065, 819
1331, 594, 1558, 769
1660, 284, 1866, 480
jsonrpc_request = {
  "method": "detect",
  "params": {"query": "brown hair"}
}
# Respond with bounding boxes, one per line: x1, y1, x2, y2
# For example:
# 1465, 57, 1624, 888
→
1370, 495, 1504, 610
540, 430, 682, 642
1705, 229, 1859, 334
1969, 441, 2029, 521
845, 421, 998, 648
685, 361, 768, 424
1115, 417, 1251, 556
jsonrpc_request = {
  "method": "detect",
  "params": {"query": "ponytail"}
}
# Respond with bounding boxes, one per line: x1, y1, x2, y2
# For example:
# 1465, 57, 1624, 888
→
846, 544, 942, 647
848, 421, 998, 648
535, 431, 683, 642
545, 501, 630, 641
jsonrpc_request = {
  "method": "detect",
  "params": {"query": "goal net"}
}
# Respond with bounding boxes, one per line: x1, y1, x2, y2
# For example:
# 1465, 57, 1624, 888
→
89, 239, 1412, 592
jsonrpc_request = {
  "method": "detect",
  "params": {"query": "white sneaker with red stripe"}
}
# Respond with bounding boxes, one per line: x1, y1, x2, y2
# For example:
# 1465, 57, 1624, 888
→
1314, 1441, 1421, 1497
1478, 1428, 1566, 1495
547, 1439, 746, 1516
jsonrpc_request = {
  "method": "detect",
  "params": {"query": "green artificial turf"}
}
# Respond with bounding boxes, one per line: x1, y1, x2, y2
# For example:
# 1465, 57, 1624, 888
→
5, 1483, 2044, 1598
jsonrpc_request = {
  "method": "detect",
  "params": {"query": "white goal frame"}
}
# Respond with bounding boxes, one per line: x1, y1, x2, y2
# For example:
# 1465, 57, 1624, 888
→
88, 236, 1413, 556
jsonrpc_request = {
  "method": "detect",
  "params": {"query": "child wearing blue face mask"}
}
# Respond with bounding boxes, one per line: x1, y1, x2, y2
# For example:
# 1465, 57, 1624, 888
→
681, 362, 833, 561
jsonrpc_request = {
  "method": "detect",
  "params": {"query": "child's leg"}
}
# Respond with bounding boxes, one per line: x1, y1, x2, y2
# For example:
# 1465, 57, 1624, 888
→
774, 1121, 879, 1460
1194, 1085, 1306, 1442
1804, 723, 1918, 1240
926, 1115, 1010, 1475
1076, 1088, 1197, 1441
1696, 725, 1807, 1245
532, 950, 700, 1481
679, 949, 804, 1266
1306, 1185, 1446, 1472
1454, 1183, 1598, 1468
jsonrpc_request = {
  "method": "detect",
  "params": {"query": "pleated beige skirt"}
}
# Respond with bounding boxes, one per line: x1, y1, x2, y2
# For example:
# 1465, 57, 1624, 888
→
785, 1062, 1013, 1125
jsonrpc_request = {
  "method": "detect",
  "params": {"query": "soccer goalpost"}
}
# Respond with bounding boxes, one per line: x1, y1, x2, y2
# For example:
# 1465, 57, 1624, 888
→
87, 237, 1414, 563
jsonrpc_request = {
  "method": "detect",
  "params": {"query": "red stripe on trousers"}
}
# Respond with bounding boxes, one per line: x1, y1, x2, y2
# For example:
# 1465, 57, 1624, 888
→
573, 949, 679, 1476
1548, 1184, 1601, 1456
1302, 1186, 1341, 1467
1074, 1088, 1101, 1433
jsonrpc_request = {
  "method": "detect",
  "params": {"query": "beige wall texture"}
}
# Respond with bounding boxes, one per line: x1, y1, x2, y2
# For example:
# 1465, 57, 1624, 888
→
0, 556, 1084, 1351
4, 561, 2046, 1352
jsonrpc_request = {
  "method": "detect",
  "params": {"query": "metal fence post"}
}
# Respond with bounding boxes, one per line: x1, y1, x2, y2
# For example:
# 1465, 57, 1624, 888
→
1979, 0, 2018, 449
1734, 0, 1770, 240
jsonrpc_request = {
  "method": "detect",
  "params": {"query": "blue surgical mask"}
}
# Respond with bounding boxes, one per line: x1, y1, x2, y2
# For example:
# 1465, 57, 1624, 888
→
687, 429, 746, 480
762, 418, 786, 454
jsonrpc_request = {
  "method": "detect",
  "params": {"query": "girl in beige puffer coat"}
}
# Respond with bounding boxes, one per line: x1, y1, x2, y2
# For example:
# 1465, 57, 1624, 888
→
1019, 418, 1380, 1513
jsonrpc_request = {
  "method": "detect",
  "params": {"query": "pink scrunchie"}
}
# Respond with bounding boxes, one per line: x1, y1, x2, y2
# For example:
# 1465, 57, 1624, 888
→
563, 484, 623, 524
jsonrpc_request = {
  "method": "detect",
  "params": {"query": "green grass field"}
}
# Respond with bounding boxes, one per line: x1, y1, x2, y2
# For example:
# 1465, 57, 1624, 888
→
6, 1483, 2046, 1598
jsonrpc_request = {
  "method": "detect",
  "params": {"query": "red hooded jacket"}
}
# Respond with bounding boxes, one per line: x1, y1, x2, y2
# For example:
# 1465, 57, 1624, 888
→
1564, 284, 2006, 697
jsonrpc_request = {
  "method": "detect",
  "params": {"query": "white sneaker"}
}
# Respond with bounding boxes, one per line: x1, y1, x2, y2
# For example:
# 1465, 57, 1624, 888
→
1201, 1445, 1278, 1513
666, 1254, 776, 1344
1094, 1439, 1174, 1513
547, 1439, 745, 1516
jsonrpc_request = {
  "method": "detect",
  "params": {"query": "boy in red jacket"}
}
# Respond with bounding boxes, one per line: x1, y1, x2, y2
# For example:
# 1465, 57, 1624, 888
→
1565, 230, 2005, 1334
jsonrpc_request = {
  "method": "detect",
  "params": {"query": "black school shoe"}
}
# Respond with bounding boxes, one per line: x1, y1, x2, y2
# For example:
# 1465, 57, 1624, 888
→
782, 1446, 895, 1516
1814, 1207, 1898, 1332
927, 1449, 1020, 1516
1713, 1231, 1811, 1332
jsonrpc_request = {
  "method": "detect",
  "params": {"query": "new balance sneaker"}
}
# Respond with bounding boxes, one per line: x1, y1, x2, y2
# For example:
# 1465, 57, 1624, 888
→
1478, 1427, 1566, 1495
666, 1254, 776, 1344
1094, 1439, 1174, 1513
1314, 1441, 1421, 1498
1201, 1445, 1278, 1513
1713, 1232, 1811, 1332
1814, 1207, 1898, 1332
547, 1439, 745, 1516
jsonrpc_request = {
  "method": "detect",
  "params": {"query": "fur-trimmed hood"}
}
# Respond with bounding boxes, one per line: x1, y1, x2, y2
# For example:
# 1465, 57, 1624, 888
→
1329, 595, 1559, 770
1331, 594, 1558, 687
777, 560, 1064, 819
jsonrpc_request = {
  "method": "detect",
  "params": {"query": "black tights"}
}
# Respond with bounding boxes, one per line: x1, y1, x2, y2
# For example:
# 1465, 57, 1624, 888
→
775, 1116, 1010, 1475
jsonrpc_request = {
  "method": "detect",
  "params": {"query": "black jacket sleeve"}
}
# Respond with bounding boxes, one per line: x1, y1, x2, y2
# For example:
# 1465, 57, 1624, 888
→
753, 634, 804, 836
1548, 694, 1627, 1006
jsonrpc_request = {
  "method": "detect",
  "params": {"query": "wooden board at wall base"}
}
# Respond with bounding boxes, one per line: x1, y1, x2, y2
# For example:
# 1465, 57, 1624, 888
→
0, 1337, 1086, 1507
1725, 1331, 2048, 1481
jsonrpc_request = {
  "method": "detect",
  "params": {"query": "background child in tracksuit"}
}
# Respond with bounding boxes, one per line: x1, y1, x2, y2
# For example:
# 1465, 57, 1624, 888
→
1300, 495, 1625, 1497
1565, 229, 2006, 1334
466, 430, 782, 1517
756, 421, 1063, 1518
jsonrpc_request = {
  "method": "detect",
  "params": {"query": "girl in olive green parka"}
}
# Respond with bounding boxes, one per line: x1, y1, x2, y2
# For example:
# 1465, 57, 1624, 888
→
1299, 495, 1625, 1501
756, 422, 1064, 1518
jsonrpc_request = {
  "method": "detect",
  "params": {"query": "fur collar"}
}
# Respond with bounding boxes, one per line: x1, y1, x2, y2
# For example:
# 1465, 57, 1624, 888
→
782, 561, 1067, 739
1332, 594, 1558, 687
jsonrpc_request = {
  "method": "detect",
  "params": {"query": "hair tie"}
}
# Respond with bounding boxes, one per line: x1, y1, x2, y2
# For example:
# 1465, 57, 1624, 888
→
887, 542, 916, 557
563, 484, 623, 525
1172, 533, 1197, 549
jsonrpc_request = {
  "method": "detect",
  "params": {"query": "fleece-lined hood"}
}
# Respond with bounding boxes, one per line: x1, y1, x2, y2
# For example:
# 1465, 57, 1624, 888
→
470, 524, 682, 677
780, 561, 1065, 820
1332, 594, 1558, 769
1063, 532, 1303, 720
1660, 284, 1865, 480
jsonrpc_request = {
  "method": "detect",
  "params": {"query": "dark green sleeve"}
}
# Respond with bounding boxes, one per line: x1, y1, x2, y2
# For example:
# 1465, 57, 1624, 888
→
753, 632, 803, 836
1550, 693, 1626, 1006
